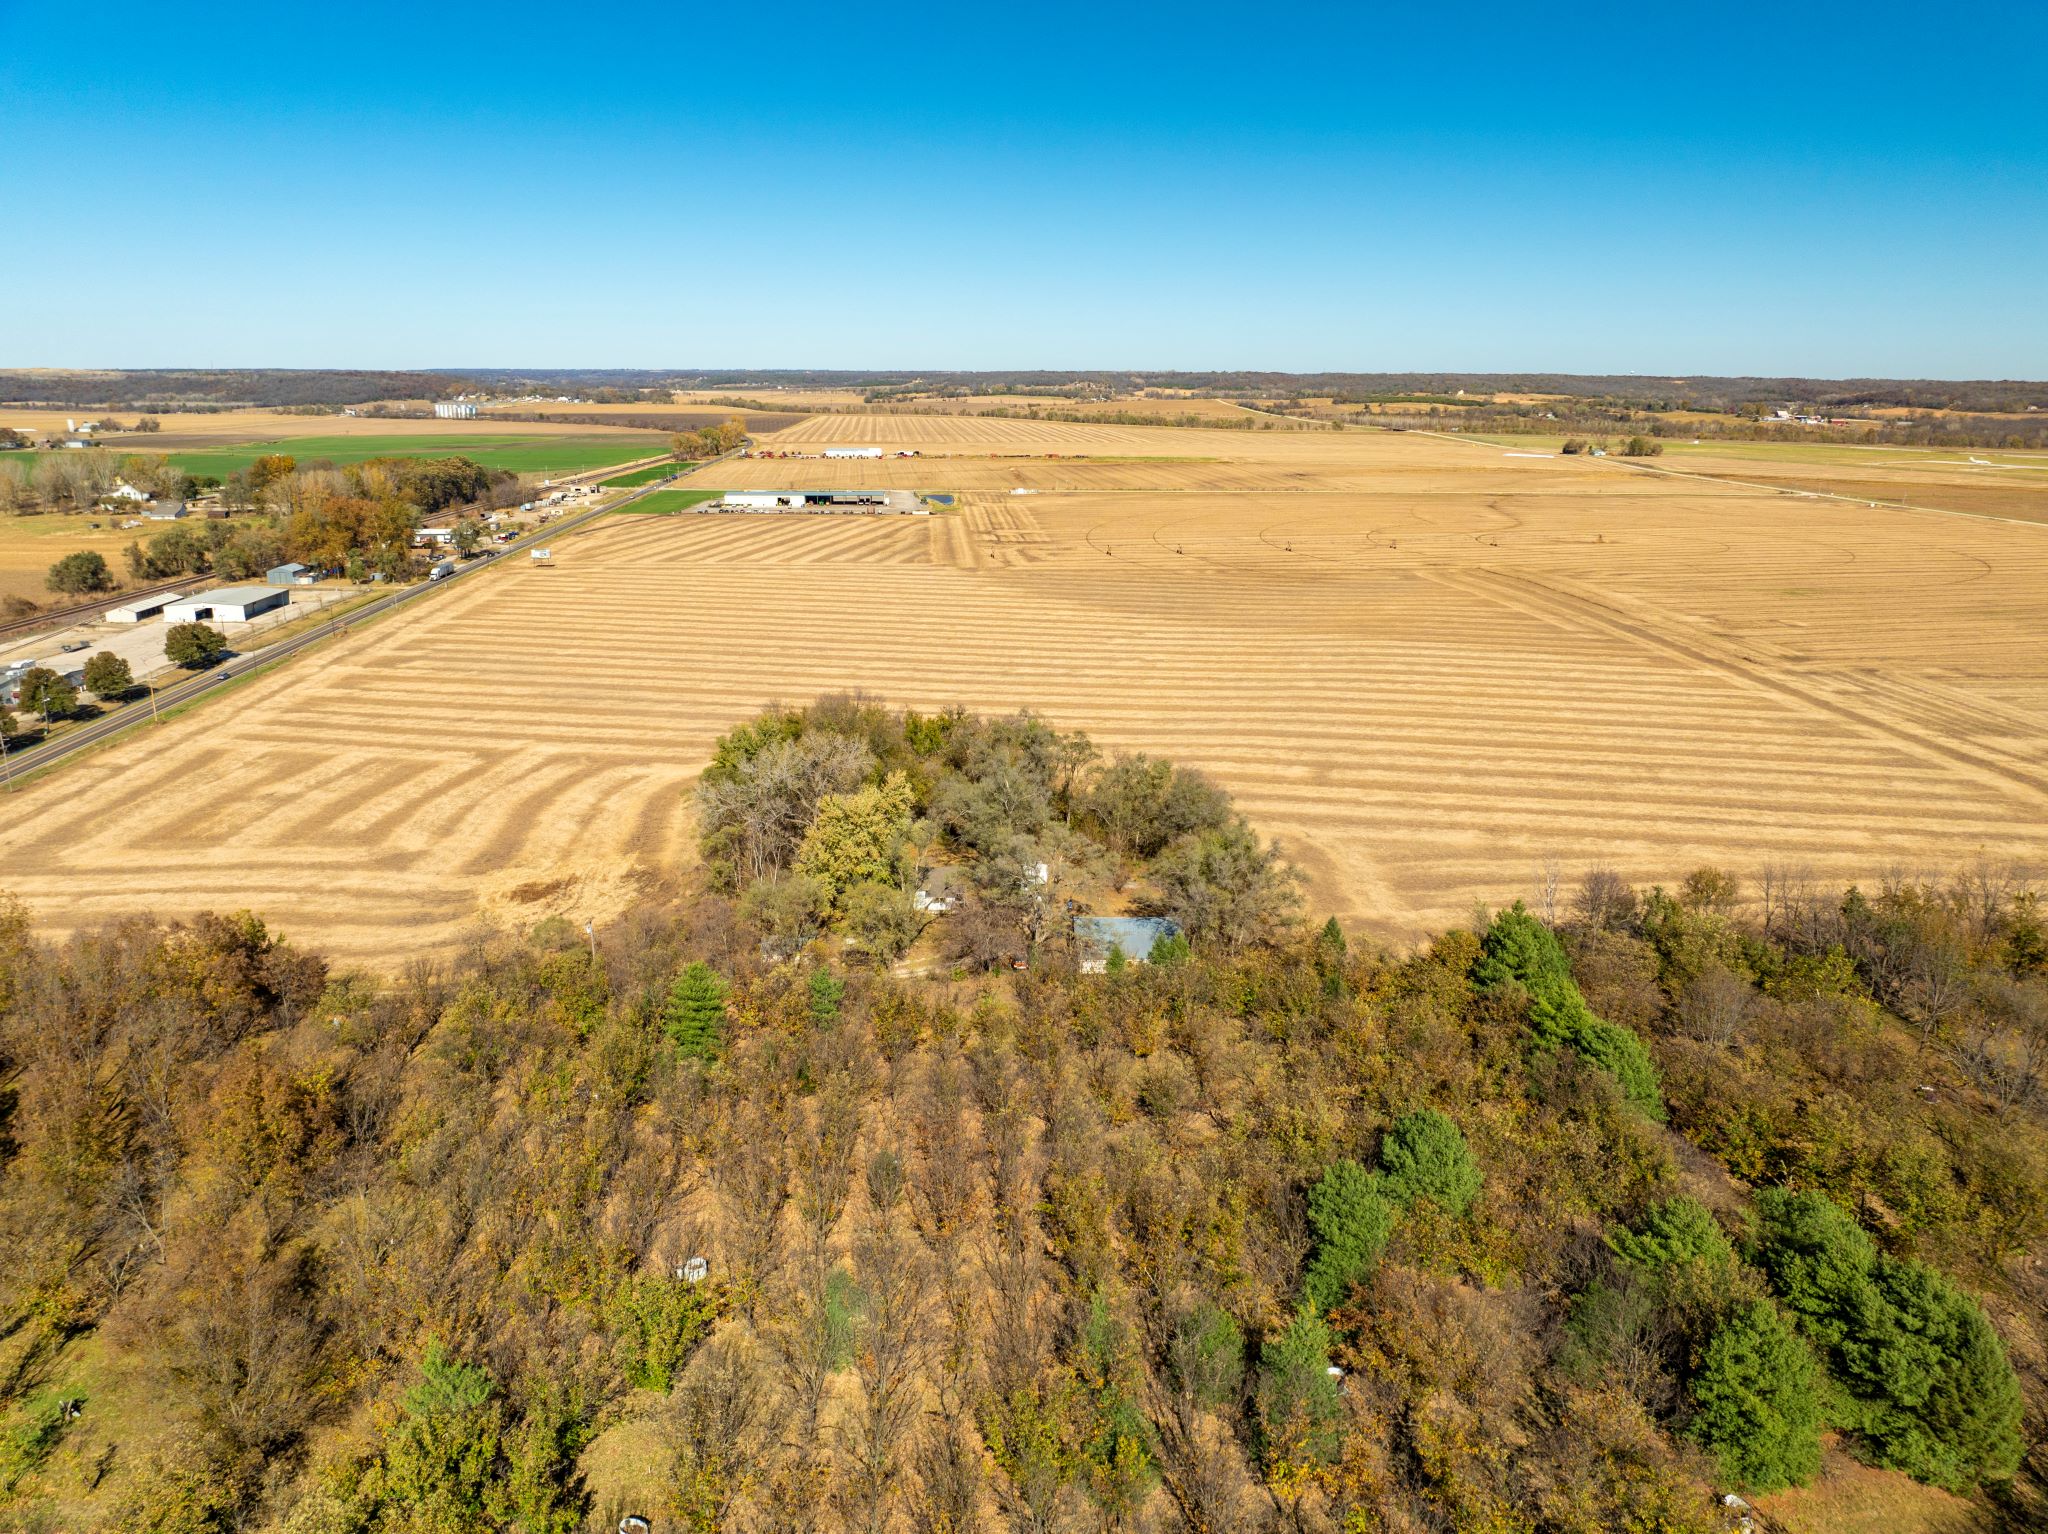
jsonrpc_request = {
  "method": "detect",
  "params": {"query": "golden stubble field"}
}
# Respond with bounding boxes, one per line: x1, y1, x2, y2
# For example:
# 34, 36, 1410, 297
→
2, 418, 2045, 965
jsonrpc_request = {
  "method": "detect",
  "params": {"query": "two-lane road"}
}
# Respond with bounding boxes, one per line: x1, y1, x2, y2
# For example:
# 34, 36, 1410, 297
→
0, 461, 718, 785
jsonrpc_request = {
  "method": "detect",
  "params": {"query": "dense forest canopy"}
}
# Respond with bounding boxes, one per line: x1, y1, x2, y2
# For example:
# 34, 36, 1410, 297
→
0, 703, 2042, 1533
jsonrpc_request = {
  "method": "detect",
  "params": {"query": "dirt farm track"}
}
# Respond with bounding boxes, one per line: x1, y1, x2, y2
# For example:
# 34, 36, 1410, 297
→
3, 421, 2046, 965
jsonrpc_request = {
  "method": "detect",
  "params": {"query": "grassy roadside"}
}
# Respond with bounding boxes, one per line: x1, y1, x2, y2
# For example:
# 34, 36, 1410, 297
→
600, 460, 697, 488
244, 591, 381, 651
605, 489, 723, 514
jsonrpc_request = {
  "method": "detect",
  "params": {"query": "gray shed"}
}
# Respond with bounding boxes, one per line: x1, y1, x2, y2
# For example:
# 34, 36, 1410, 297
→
1075, 916, 1183, 972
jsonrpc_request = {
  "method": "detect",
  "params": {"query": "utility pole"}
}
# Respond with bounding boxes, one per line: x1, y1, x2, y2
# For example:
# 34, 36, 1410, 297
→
586, 919, 596, 962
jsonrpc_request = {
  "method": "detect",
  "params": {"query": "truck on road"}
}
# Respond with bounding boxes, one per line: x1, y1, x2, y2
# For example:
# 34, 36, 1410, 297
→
428, 559, 456, 582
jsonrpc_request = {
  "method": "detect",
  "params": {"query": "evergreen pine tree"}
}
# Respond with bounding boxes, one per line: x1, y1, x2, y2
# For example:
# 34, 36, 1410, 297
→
663, 962, 728, 1060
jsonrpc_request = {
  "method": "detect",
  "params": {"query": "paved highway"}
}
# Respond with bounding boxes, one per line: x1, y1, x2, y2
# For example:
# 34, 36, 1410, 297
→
0, 460, 720, 787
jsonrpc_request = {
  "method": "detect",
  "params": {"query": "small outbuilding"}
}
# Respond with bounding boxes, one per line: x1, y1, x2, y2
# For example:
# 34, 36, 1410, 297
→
165, 585, 289, 623
1075, 916, 1183, 973
104, 592, 184, 624
266, 562, 310, 586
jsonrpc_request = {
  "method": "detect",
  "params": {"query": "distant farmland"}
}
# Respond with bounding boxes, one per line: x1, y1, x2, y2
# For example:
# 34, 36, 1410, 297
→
162, 434, 660, 478
3, 417, 2043, 963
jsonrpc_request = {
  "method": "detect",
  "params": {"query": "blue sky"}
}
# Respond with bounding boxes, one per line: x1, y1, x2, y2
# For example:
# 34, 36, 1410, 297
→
2, 1, 2043, 376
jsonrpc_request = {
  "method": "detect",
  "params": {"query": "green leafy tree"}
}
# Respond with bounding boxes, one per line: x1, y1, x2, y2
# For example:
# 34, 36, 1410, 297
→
663, 962, 728, 1060
1150, 819, 1300, 950
1608, 1195, 1734, 1272
46, 549, 113, 595
793, 772, 914, 909
842, 880, 921, 965
1257, 1306, 1343, 1471
738, 870, 828, 957
1168, 1303, 1244, 1411
1474, 903, 1665, 1119
82, 650, 133, 699
1302, 1158, 1396, 1312
17, 667, 76, 722
1689, 1301, 1825, 1493
0, 708, 17, 741
376, 1342, 505, 1534
609, 1274, 717, 1392
165, 620, 228, 669
1074, 1294, 1157, 1524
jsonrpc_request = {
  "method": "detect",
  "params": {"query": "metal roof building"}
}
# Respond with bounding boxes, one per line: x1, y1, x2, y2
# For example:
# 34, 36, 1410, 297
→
165, 586, 290, 623
1075, 916, 1183, 972
104, 592, 184, 624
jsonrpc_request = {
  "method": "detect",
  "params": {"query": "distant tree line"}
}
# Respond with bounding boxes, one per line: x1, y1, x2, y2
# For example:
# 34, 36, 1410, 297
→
0, 369, 477, 408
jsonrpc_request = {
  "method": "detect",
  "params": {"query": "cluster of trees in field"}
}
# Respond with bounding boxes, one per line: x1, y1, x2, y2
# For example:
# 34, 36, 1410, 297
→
695, 697, 1297, 971
669, 417, 749, 460
1, 709, 2042, 1532
1559, 436, 1664, 457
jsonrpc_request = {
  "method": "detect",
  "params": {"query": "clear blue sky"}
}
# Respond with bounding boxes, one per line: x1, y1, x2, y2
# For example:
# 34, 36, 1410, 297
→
3, 0, 2043, 376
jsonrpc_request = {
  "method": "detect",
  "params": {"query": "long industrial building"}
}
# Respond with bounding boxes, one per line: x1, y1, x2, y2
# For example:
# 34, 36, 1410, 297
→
719, 489, 924, 514
164, 586, 291, 622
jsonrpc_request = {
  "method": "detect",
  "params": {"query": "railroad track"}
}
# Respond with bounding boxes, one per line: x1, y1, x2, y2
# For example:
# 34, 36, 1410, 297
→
0, 576, 189, 645
0, 453, 739, 786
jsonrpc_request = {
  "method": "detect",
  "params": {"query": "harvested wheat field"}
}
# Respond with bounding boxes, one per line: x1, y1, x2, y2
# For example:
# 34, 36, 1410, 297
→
3, 421, 2046, 965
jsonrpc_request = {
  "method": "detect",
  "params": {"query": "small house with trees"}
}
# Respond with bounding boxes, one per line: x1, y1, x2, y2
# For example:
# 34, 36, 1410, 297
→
913, 867, 965, 914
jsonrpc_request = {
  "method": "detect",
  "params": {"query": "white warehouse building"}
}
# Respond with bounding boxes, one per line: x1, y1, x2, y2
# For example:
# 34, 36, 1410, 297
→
165, 586, 290, 623
104, 592, 184, 624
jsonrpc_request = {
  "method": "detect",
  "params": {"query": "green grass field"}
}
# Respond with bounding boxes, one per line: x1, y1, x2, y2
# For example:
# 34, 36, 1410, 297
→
600, 461, 695, 488
611, 489, 723, 514
149, 435, 661, 478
